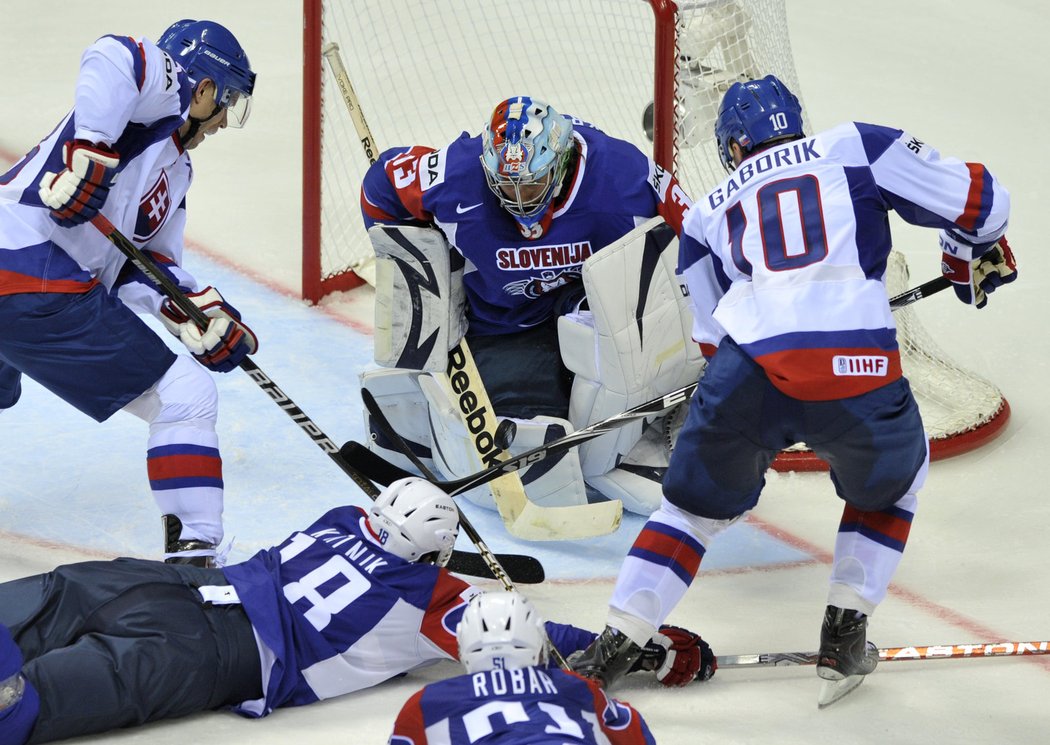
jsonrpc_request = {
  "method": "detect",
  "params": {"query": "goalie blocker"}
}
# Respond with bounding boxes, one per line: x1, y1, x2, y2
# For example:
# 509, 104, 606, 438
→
362, 219, 701, 515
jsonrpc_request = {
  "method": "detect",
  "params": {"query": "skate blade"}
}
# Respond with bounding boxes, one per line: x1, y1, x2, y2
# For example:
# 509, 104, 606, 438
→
817, 673, 865, 708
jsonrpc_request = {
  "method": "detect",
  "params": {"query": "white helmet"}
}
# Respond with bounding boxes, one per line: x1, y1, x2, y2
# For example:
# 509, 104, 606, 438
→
367, 477, 460, 566
457, 591, 549, 674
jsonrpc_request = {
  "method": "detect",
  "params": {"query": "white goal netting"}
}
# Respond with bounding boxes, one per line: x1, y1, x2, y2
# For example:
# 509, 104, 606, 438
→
305, 0, 1008, 464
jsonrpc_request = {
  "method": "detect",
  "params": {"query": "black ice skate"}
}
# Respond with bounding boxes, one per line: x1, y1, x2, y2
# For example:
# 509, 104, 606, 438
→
816, 605, 879, 708
569, 626, 644, 689
163, 514, 217, 568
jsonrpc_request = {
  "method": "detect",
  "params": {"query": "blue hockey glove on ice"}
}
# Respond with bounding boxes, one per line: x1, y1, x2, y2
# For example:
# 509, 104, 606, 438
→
38, 139, 120, 227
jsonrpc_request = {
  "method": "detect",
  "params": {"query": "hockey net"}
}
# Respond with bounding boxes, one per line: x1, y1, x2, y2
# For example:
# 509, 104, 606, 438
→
302, 0, 1008, 465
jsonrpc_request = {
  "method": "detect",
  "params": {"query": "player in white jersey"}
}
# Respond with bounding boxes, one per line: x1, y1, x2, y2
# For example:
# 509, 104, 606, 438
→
570, 75, 1016, 707
389, 592, 666, 745
0, 479, 713, 744
0, 20, 259, 565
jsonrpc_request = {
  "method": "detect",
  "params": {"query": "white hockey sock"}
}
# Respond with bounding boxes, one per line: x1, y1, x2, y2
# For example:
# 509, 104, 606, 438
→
828, 490, 919, 615
123, 356, 224, 546
608, 499, 737, 645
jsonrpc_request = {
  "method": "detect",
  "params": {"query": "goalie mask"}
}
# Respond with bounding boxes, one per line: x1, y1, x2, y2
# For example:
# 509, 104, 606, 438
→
367, 477, 460, 566
481, 96, 574, 235
715, 74, 803, 172
157, 19, 256, 129
457, 591, 549, 674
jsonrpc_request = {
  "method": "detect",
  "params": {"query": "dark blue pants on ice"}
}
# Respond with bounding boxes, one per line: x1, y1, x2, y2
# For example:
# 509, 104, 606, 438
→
664, 338, 927, 520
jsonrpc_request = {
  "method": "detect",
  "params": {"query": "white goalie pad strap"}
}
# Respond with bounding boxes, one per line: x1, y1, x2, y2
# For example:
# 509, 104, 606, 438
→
370, 225, 467, 372
585, 466, 664, 516
560, 216, 704, 476
360, 367, 436, 476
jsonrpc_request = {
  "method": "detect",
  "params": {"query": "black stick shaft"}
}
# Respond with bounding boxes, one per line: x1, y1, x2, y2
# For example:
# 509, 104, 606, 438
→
88, 215, 541, 582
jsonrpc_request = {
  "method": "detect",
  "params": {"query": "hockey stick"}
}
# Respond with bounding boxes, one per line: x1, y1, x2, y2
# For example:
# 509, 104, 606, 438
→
87, 214, 543, 584
357, 386, 570, 667
323, 42, 622, 541
345, 382, 697, 499
717, 640, 1050, 669
343, 274, 952, 496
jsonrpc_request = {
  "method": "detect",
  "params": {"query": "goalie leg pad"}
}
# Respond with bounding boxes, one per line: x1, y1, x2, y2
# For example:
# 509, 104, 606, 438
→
560, 217, 704, 479
417, 374, 589, 510
502, 416, 589, 509
360, 367, 436, 478
370, 225, 467, 372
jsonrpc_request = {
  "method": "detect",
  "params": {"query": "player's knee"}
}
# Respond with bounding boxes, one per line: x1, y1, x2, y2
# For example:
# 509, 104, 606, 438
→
152, 355, 219, 424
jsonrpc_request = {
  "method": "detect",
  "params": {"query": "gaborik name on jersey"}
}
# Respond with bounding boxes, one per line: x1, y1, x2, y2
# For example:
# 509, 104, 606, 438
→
707, 139, 822, 209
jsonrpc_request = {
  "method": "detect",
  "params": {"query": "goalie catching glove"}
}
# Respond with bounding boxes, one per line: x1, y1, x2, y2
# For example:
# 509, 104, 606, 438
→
939, 231, 1017, 309
38, 139, 120, 227
160, 287, 258, 372
633, 624, 717, 686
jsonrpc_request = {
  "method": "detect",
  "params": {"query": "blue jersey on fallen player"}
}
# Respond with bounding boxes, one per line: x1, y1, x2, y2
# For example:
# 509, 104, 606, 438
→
390, 592, 656, 745
361, 96, 690, 336
222, 484, 595, 717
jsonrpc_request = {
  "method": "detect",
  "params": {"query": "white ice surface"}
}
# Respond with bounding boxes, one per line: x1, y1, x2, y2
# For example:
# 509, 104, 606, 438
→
1, 1, 1048, 743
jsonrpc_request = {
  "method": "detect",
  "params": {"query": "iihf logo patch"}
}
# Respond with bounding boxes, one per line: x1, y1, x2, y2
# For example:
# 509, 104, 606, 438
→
135, 171, 171, 241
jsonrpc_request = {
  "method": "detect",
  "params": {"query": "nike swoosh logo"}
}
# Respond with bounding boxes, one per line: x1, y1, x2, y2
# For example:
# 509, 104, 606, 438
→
456, 203, 483, 214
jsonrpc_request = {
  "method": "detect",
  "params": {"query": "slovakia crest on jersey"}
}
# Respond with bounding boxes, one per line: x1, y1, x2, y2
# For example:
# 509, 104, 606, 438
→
135, 171, 172, 241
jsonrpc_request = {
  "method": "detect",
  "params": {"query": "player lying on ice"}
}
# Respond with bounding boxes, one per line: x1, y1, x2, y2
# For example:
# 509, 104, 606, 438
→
0, 479, 714, 744
568, 74, 1015, 708
358, 95, 702, 518
389, 591, 660, 745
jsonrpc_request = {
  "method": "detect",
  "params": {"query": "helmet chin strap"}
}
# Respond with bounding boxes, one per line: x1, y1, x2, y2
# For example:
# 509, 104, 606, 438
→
179, 103, 223, 147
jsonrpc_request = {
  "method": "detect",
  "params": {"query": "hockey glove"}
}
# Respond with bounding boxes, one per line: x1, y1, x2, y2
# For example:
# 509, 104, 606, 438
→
636, 625, 717, 686
160, 287, 259, 373
38, 140, 120, 227
940, 232, 1017, 309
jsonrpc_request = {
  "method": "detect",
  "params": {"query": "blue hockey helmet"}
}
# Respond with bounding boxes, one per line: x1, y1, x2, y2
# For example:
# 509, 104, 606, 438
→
481, 96, 574, 230
715, 74, 803, 171
157, 19, 256, 127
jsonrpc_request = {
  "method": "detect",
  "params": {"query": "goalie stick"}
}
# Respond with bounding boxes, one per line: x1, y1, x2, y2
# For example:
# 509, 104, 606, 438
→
88, 214, 544, 585
342, 273, 951, 498
347, 382, 697, 498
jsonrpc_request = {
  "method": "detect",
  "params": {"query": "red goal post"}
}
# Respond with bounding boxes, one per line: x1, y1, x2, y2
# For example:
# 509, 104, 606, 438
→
301, 0, 807, 300
302, 0, 1009, 467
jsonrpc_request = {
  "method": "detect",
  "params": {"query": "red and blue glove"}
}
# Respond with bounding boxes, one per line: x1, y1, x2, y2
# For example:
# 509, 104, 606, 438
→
38, 140, 120, 227
940, 231, 1017, 309
160, 287, 259, 373
640, 624, 717, 686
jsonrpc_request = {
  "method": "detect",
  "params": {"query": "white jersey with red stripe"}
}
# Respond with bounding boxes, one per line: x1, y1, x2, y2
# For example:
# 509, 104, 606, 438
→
677, 122, 1009, 401
0, 33, 198, 312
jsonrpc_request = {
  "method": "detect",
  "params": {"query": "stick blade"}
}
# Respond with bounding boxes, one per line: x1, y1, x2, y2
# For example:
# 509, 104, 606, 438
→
506, 498, 623, 541
447, 551, 545, 584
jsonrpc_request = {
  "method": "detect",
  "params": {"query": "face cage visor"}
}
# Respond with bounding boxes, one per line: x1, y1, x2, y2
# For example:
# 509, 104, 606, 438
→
482, 158, 563, 220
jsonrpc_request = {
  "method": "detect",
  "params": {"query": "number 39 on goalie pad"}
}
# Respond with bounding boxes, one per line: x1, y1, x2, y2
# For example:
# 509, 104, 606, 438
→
370, 225, 467, 372
559, 216, 704, 513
